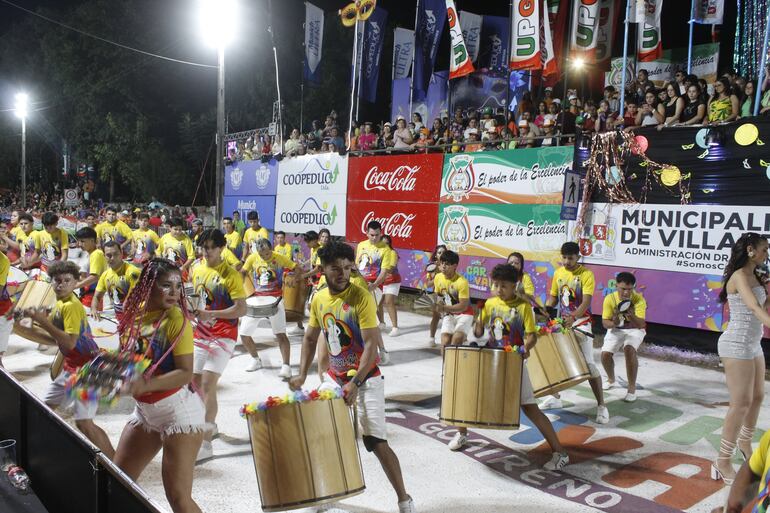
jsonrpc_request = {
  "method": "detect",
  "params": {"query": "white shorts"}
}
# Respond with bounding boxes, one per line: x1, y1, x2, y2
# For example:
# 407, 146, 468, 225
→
382, 283, 401, 296
239, 300, 287, 336
129, 386, 207, 437
43, 371, 98, 421
575, 330, 600, 378
441, 314, 474, 337
357, 375, 387, 440
0, 315, 12, 353
371, 287, 383, 305
602, 328, 646, 353
193, 337, 236, 375
520, 366, 536, 405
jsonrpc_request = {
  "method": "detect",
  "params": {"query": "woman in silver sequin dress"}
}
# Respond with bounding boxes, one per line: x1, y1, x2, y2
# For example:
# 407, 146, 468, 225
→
713, 233, 770, 484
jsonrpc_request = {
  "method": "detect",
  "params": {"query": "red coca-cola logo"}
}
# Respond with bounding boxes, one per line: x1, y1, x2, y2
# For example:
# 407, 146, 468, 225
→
363, 165, 419, 192
361, 211, 416, 239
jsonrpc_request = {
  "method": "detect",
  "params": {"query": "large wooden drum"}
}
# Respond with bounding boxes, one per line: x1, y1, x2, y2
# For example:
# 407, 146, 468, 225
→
440, 346, 523, 429
527, 330, 591, 397
12, 280, 57, 345
246, 397, 365, 512
7, 266, 29, 296
282, 272, 307, 323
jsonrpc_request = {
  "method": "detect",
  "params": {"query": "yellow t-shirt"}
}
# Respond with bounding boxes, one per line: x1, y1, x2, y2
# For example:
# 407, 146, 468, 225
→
96, 220, 133, 247
356, 240, 396, 282
191, 259, 246, 339
243, 251, 296, 296
222, 247, 241, 268
602, 291, 646, 329
132, 228, 160, 262
0, 252, 11, 314
96, 262, 141, 312
158, 233, 195, 266
309, 282, 381, 384
81, 249, 108, 298
433, 272, 473, 315
243, 226, 270, 254
50, 293, 98, 372
550, 265, 595, 317
16, 230, 37, 262
518, 272, 535, 296
481, 296, 536, 347
224, 230, 243, 259
274, 243, 293, 259
10, 226, 24, 241
33, 228, 69, 268
749, 430, 770, 506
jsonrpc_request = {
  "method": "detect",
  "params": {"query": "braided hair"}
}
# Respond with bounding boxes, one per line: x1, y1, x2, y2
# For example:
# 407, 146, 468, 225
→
719, 232, 768, 303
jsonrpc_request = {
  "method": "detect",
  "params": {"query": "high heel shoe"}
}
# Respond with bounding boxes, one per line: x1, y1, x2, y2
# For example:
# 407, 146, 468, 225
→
711, 461, 735, 485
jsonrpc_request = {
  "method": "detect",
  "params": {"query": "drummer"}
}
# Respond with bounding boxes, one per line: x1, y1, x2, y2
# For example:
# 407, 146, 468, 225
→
158, 218, 195, 280
289, 242, 416, 513
0, 218, 20, 265
0, 249, 12, 367
543, 242, 609, 424
190, 229, 247, 462
239, 238, 296, 377
274, 231, 303, 335
74, 227, 108, 310
92, 241, 141, 322
433, 250, 474, 351
34, 212, 69, 275
222, 217, 243, 260
380, 235, 401, 338
96, 206, 133, 257
425, 245, 447, 346
446, 264, 570, 469
23, 260, 114, 457
600, 272, 647, 403
242, 211, 269, 259
131, 212, 160, 265
14, 213, 39, 271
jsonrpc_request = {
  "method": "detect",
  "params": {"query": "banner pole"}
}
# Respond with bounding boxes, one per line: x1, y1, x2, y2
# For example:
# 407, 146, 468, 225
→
754, 7, 770, 116
619, 0, 631, 122
356, 19, 364, 123
408, 0, 420, 119
505, 0, 513, 122
348, 17, 360, 149
686, 0, 695, 74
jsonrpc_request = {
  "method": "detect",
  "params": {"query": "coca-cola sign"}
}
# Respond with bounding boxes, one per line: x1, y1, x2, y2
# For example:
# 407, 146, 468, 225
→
348, 153, 443, 202
347, 200, 438, 251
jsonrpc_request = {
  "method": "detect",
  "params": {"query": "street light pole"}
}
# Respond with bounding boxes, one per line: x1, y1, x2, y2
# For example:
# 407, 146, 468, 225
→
215, 45, 225, 223
14, 92, 28, 209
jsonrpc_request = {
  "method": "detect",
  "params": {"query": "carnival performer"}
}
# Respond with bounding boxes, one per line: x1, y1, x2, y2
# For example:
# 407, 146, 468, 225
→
542, 242, 609, 424
74, 227, 108, 310
433, 250, 474, 351
189, 219, 204, 247
301, 230, 322, 284
289, 242, 416, 513
22, 260, 114, 456
355, 221, 394, 363
380, 235, 401, 338
425, 245, 446, 346
96, 206, 133, 257
712, 233, 770, 484
507, 252, 537, 306
93, 241, 141, 322
158, 218, 195, 280
446, 264, 570, 469
0, 214, 20, 264
15, 213, 38, 271
242, 211, 269, 258
189, 229, 247, 462
239, 238, 295, 376
0, 248, 12, 367
222, 217, 243, 260
113, 258, 206, 513
273, 230, 292, 259
221, 245, 242, 271
34, 211, 69, 275
600, 272, 647, 403
132, 212, 160, 265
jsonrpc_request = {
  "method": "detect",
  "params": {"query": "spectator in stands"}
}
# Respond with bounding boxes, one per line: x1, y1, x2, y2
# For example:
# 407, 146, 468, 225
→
499, 127, 515, 149
541, 119, 557, 147
516, 121, 534, 149
740, 80, 756, 118
322, 116, 336, 138
660, 82, 685, 128
708, 77, 740, 125
542, 86, 555, 107
311, 120, 323, 141
545, 101, 559, 126
534, 102, 548, 130
680, 84, 707, 125
518, 91, 534, 119
464, 131, 483, 152
412, 112, 424, 132
149, 210, 162, 229
306, 130, 321, 153
379, 122, 394, 149
633, 69, 652, 103
358, 122, 377, 151
431, 118, 447, 145
481, 108, 497, 140
603, 86, 619, 114
596, 100, 613, 132
638, 90, 665, 127
463, 118, 479, 141
450, 109, 465, 142
328, 127, 345, 152
674, 70, 687, 95
616, 101, 639, 131
284, 129, 302, 157
415, 128, 431, 152
393, 116, 413, 150
698, 78, 710, 102
558, 96, 577, 137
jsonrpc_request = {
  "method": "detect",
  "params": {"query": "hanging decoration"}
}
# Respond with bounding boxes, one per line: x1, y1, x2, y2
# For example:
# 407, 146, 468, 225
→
340, 0, 376, 27
734, 0, 770, 80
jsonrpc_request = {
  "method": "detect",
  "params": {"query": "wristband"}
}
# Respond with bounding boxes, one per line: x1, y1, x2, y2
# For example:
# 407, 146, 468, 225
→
352, 377, 363, 388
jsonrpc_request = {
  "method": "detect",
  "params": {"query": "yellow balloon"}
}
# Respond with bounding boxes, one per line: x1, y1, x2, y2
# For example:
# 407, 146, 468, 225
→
660, 166, 681, 186
735, 123, 759, 146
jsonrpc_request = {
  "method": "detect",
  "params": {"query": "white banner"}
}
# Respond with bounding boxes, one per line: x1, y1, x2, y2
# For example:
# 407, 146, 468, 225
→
277, 153, 349, 196
392, 27, 414, 80
275, 194, 347, 236
606, 42, 720, 87
570, 0, 601, 58
693, 0, 724, 25
572, 202, 770, 275
446, 0, 475, 78
627, 0, 649, 23
540, 0, 556, 76
510, 0, 541, 70
459, 10, 482, 63
637, 0, 662, 62
304, 3, 324, 80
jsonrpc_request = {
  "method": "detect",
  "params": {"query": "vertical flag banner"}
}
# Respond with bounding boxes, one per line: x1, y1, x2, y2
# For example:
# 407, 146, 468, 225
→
479, 15, 510, 70
360, 7, 388, 103
304, 2, 325, 84
459, 11, 483, 63
637, 0, 663, 62
414, 0, 447, 101
393, 27, 415, 79
545, 0, 570, 85
570, 0, 601, 60
595, 0, 618, 66
446, 0, 475, 79
693, 0, 724, 24
510, 0, 542, 70
540, 0, 557, 76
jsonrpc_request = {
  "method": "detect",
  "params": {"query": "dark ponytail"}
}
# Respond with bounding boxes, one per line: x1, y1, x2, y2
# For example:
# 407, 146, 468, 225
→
719, 232, 767, 303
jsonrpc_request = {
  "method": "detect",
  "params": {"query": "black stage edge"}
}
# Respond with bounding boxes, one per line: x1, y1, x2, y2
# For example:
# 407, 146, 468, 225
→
0, 367, 166, 513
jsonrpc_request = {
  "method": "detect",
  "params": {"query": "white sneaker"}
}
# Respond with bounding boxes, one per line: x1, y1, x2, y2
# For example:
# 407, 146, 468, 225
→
278, 364, 292, 379
448, 432, 467, 451
539, 395, 563, 410
398, 496, 416, 513
287, 325, 304, 335
543, 452, 570, 471
246, 356, 263, 372
429, 336, 437, 347
379, 349, 391, 365
624, 392, 637, 403
378, 322, 387, 330
210, 423, 219, 439
596, 405, 610, 424
602, 379, 616, 390
389, 327, 400, 337
196, 440, 213, 462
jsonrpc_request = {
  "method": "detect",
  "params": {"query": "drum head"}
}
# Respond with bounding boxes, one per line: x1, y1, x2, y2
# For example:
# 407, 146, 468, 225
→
618, 299, 632, 313
247, 296, 280, 307
425, 263, 438, 274
8, 266, 28, 283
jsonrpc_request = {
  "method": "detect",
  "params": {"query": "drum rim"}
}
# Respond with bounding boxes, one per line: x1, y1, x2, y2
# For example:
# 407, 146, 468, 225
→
437, 416, 521, 429
258, 487, 366, 512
